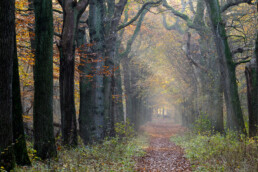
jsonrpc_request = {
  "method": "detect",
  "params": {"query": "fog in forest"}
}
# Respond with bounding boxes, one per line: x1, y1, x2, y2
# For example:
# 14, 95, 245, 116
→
0, 0, 257, 171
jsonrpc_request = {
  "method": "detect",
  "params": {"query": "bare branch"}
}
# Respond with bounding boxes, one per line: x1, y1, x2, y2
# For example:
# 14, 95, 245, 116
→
162, 14, 183, 33
162, 0, 203, 31
57, 0, 63, 7
186, 32, 208, 72
77, 0, 89, 13
54, 32, 62, 38
232, 47, 253, 55
117, 0, 162, 31
162, 0, 189, 21
53, 9, 63, 14
235, 59, 251, 66
221, 0, 253, 13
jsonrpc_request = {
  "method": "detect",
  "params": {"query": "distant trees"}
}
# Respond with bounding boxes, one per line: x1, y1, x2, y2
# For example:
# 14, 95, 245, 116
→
162, 0, 224, 133
33, 0, 56, 159
161, 0, 257, 135
0, 0, 16, 170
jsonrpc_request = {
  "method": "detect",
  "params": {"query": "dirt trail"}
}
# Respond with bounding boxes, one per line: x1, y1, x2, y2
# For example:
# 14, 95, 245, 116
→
136, 120, 191, 172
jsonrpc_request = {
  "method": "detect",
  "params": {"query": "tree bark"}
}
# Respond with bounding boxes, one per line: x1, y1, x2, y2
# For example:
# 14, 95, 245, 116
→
204, 0, 246, 134
245, 32, 258, 137
0, 0, 15, 170
33, 0, 56, 159
12, 32, 31, 165
82, 0, 106, 142
122, 59, 133, 122
77, 27, 93, 144
58, 0, 89, 146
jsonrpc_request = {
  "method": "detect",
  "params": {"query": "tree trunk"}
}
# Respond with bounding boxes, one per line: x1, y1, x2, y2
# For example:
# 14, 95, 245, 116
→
33, 0, 56, 159
102, 0, 128, 137
58, 0, 89, 146
0, 0, 15, 170
12, 32, 31, 165
59, 12, 78, 146
245, 32, 258, 137
113, 67, 124, 123
204, 0, 246, 134
77, 27, 92, 144
211, 77, 224, 133
121, 59, 133, 122
83, 0, 106, 142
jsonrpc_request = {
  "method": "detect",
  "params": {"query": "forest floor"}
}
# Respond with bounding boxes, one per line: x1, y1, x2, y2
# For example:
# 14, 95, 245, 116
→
135, 120, 192, 172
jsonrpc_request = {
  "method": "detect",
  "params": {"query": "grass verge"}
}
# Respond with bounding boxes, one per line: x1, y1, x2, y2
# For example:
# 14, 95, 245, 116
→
171, 132, 258, 172
12, 135, 147, 172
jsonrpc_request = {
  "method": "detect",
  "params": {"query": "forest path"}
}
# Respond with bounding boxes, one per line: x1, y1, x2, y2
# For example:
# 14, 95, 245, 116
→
135, 120, 192, 172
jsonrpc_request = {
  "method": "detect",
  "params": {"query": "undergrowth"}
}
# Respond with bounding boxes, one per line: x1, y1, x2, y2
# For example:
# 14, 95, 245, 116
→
10, 122, 147, 172
171, 117, 258, 172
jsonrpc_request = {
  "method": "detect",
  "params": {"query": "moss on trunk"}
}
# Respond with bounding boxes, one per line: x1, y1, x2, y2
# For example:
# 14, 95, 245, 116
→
33, 0, 56, 159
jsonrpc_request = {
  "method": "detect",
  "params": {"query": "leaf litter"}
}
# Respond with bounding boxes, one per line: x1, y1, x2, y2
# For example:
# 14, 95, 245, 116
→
136, 121, 191, 172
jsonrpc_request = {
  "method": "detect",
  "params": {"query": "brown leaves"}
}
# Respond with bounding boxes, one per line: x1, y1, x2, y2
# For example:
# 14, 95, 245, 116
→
136, 122, 191, 172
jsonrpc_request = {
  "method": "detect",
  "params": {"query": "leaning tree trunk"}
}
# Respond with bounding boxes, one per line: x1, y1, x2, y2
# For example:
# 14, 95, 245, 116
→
33, 0, 56, 159
12, 33, 31, 165
245, 32, 258, 137
204, 0, 246, 134
0, 0, 15, 170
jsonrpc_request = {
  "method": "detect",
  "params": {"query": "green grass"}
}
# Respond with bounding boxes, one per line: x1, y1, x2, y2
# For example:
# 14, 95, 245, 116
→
11, 135, 147, 172
171, 132, 258, 172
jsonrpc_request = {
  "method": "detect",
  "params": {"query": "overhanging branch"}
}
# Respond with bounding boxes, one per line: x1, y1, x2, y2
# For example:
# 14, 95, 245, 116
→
117, 0, 162, 31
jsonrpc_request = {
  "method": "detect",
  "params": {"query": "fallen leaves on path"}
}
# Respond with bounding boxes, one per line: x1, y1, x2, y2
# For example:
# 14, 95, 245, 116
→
136, 121, 191, 172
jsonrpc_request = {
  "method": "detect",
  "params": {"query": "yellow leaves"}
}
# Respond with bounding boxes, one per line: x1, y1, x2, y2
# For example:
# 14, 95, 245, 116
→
23, 114, 33, 123
23, 115, 31, 119
15, 0, 29, 10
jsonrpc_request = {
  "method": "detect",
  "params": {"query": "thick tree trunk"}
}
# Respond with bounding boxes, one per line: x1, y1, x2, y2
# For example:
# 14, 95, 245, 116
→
82, 0, 105, 142
58, 0, 88, 145
0, 0, 15, 170
204, 0, 246, 134
33, 0, 56, 159
57, 0, 88, 146
192, 0, 224, 133
59, 13, 78, 146
77, 27, 92, 144
245, 33, 258, 137
211, 77, 224, 133
103, 0, 128, 136
13, 33, 31, 165
245, 64, 258, 137
59, 45, 77, 146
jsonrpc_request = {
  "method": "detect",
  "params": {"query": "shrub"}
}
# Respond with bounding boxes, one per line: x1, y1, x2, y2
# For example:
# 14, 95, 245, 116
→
192, 115, 212, 134
115, 120, 135, 140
